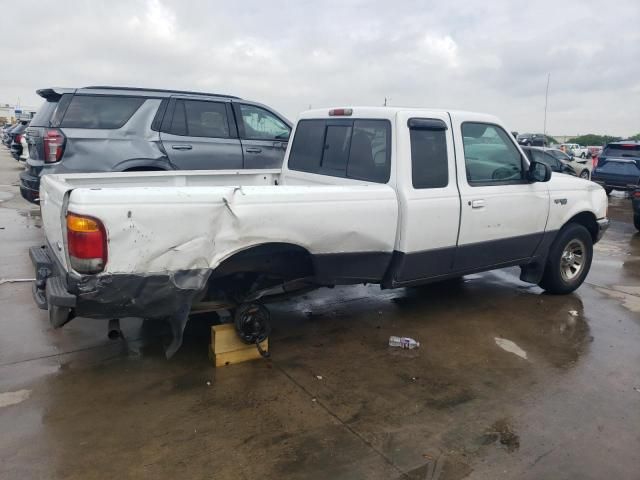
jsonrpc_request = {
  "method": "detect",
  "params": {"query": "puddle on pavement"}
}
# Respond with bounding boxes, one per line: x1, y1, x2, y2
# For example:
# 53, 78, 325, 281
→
17, 209, 42, 228
595, 286, 640, 313
0, 191, 14, 203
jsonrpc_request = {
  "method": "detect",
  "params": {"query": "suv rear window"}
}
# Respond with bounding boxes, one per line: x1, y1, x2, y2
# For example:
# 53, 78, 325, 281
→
29, 99, 59, 127
60, 95, 145, 129
603, 144, 640, 158
288, 119, 391, 183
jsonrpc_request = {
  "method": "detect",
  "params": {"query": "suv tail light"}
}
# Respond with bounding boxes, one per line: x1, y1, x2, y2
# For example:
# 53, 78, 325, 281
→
67, 213, 107, 274
592, 156, 599, 168
15, 133, 23, 143
43, 128, 66, 163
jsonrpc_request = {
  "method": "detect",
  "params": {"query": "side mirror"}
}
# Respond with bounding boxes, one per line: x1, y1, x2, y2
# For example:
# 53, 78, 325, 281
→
528, 161, 552, 182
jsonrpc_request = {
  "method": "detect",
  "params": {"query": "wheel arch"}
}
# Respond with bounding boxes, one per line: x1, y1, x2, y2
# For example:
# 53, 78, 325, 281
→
210, 242, 316, 281
113, 157, 173, 172
564, 211, 598, 242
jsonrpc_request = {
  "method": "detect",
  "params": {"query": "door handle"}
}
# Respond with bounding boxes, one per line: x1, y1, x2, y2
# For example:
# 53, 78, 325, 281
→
470, 199, 486, 209
246, 147, 262, 153
171, 144, 192, 150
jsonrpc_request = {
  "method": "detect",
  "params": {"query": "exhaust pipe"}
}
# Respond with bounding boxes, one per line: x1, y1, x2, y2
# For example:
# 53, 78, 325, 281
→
108, 318, 122, 340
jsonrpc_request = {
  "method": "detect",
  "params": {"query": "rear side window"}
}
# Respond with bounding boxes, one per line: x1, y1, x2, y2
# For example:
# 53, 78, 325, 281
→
288, 119, 391, 183
603, 144, 640, 158
60, 95, 145, 129
410, 127, 448, 188
183, 100, 229, 138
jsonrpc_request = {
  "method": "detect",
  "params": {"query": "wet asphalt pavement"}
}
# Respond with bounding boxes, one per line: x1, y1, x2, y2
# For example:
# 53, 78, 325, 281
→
0, 148, 638, 480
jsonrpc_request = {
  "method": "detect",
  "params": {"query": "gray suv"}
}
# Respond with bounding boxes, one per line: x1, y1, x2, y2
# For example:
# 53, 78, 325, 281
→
20, 86, 292, 203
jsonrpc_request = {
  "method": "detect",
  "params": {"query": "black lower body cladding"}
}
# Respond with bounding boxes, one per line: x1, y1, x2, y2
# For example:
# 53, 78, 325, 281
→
71, 270, 211, 319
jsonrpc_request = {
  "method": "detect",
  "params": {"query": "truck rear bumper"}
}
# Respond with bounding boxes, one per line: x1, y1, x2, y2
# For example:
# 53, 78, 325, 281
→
30, 246, 76, 327
20, 171, 40, 204
29, 245, 209, 324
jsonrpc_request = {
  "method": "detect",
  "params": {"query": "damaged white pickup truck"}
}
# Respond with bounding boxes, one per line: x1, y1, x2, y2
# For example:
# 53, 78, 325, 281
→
31, 107, 609, 356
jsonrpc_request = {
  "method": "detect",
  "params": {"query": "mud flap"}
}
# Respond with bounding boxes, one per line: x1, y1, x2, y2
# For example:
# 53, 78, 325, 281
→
165, 303, 191, 359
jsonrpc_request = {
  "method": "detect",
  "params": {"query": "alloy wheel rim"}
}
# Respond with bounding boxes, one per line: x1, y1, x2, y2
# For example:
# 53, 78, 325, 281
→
560, 239, 586, 282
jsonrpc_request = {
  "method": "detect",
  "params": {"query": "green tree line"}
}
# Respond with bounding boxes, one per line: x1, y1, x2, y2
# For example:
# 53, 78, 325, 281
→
567, 133, 640, 146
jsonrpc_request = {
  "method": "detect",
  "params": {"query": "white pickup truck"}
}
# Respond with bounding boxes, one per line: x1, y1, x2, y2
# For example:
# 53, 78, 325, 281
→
31, 107, 609, 356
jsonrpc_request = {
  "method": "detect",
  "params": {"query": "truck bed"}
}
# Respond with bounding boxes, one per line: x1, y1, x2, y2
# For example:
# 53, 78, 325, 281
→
39, 169, 399, 278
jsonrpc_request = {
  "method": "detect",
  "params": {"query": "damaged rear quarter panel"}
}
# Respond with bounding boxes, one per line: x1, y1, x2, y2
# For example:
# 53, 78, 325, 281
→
66, 184, 399, 277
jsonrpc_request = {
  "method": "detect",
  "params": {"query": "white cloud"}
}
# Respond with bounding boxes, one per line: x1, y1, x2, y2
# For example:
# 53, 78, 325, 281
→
1, 0, 638, 136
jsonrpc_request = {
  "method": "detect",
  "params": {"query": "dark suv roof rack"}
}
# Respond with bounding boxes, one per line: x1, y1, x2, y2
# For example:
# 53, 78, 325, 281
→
82, 86, 240, 99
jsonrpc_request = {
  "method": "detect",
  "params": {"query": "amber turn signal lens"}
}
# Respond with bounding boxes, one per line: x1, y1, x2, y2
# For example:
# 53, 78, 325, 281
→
67, 213, 101, 232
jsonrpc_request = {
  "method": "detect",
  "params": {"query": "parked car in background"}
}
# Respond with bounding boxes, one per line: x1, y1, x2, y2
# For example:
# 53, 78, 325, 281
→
10, 121, 29, 160
587, 145, 603, 158
2, 122, 20, 146
561, 143, 589, 158
20, 86, 292, 203
592, 141, 640, 195
19, 133, 29, 162
517, 133, 548, 147
3, 120, 28, 151
521, 146, 577, 177
632, 187, 640, 231
2, 123, 16, 143
545, 148, 592, 179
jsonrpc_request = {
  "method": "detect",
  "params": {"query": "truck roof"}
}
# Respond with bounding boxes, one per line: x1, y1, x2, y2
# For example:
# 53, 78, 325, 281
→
298, 106, 500, 123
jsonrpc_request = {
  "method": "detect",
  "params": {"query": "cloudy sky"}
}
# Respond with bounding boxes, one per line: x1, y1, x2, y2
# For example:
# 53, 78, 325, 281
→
1, 0, 639, 136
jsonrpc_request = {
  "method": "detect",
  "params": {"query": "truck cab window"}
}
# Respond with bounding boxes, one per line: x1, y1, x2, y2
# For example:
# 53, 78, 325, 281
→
462, 123, 524, 184
410, 127, 448, 188
288, 119, 391, 183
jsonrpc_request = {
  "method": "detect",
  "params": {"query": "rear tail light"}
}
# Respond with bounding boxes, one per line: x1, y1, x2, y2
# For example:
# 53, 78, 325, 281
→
67, 213, 107, 274
592, 156, 599, 168
15, 134, 23, 143
634, 190, 640, 198
43, 128, 65, 163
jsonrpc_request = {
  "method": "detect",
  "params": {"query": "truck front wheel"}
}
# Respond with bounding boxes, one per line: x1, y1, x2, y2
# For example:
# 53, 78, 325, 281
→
538, 224, 593, 294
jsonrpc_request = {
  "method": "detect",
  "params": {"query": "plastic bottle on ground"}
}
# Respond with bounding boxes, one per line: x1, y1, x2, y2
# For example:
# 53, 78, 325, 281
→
388, 336, 420, 349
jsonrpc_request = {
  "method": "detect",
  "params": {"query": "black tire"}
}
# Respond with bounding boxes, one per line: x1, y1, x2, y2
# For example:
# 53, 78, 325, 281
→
604, 187, 613, 196
580, 170, 590, 180
539, 223, 593, 294
634, 214, 640, 232
580, 152, 586, 158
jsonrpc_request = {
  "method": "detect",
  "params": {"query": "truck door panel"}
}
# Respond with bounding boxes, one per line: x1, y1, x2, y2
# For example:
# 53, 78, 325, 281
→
389, 112, 461, 285
452, 118, 549, 270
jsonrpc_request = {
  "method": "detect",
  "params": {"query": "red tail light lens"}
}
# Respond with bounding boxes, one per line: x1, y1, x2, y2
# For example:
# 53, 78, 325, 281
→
15, 134, 23, 143
634, 191, 640, 198
329, 108, 353, 116
43, 128, 65, 163
67, 213, 107, 273
592, 156, 598, 168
